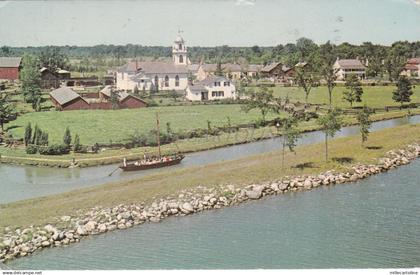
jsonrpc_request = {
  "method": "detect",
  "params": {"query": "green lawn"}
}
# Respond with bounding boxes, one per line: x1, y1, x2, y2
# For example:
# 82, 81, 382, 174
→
5, 104, 278, 144
250, 85, 420, 109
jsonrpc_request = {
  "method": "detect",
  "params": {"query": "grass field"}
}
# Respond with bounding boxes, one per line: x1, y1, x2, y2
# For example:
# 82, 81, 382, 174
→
5, 104, 278, 144
1, 123, 420, 231
248, 85, 420, 109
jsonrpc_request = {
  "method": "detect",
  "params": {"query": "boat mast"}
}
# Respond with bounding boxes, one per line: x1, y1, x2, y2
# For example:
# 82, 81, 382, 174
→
156, 112, 161, 159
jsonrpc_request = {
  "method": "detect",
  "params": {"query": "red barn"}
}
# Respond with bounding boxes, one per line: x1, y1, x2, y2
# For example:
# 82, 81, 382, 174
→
0, 57, 22, 81
50, 87, 90, 111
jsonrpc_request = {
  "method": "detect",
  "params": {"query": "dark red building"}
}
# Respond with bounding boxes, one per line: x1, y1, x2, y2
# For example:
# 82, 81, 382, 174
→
50, 86, 147, 111
0, 57, 22, 81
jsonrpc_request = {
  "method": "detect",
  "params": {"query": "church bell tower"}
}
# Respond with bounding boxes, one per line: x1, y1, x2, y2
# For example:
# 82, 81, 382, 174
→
172, 31, 188, 65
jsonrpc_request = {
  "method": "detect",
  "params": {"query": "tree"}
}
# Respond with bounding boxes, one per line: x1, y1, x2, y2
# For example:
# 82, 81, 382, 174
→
0, 93, 16, 131
74, 134, 81, 152
31, 124, 42, 145
38, 46, 69, 72
63, 127, 72, 147
295, 67, 317, 105
241, 86, 275, 122
24, 123, 32, 146
343, 75, 363, 106
279, 117, 300, 169
215, 59, 224, 76
20, 55, 42, 111
109, 89, 120, 109
356, 105, 372, 146
170, 90, 178, 102
392, 76, 413, 108
317, 109, 343, 162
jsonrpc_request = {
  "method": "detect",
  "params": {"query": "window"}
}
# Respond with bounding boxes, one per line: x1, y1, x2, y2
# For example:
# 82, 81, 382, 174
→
214, 81, 221, 87
212, 91, 217, 97
223, 81, 230, 86
179, 55, 183, 63
178, 43, 182, 50
218, 91, 224, 97
211, 91, 224, 97
164, 75, 169, 87
175, 75, 180, 87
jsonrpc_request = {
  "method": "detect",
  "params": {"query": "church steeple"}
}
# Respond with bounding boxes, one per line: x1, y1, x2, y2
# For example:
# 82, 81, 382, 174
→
172, 30, 188, 65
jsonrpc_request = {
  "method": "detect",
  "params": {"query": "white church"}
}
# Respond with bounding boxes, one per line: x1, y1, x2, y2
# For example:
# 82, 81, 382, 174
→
116, 32, 191, 92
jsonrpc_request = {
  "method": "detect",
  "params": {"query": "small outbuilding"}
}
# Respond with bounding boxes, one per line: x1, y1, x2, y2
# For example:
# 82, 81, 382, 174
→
50, 87, 90, 111
0, 57, 22, 81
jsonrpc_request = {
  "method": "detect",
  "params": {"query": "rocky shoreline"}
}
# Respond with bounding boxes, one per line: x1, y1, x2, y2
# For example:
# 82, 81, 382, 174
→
1, 143, 420, 263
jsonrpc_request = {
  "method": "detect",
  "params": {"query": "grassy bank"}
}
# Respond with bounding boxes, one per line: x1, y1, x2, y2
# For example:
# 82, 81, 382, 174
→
249, 85, 420, 109
1, 123, 420, 232
1, 108, 419, 168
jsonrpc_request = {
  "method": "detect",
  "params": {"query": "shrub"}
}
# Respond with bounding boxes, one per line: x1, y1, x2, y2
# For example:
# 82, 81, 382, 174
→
38, 144, 70, 155
25, 144, 38, 154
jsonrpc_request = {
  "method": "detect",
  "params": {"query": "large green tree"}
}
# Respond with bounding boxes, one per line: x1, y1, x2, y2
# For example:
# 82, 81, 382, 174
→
295, 66, 318, 105
317, 108, 343, 162
356, 105, 372, 146
20, 54, 42, 111
392, 76, 413, 108
343, 75, 363, 106
0, 93, 16, 131
241, 86, 275, 122
38, 46, 69, 72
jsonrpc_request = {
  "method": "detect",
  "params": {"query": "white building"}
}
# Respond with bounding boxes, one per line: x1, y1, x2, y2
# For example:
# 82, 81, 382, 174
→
333, 59, 366, 80
185, 76, 236, 101
116, 32, 190, 92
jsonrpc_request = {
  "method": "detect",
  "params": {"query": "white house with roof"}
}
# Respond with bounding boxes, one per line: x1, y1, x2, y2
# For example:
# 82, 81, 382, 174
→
185, 76, 236, 101
333, 58, 366, 80
116, 32, 190, 92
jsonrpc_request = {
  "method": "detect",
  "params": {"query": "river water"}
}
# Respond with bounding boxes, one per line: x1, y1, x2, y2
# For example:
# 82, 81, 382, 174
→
1, 115, 420, 203
8, 158, 420, 269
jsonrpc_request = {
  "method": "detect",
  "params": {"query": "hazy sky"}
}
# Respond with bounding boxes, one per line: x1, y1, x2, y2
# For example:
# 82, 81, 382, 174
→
0, 0, 419, 47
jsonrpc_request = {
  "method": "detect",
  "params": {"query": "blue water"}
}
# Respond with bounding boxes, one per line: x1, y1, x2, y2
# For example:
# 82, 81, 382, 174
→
1, 115, 420, 203
8, 159, 420, 269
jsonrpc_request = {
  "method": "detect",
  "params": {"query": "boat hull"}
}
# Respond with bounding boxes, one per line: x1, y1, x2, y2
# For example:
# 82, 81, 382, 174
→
119, 156, 184, 171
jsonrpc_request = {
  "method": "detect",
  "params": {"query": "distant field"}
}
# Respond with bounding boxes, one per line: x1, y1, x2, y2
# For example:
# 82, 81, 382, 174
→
6, 104, 278, 144
249, 85, 420, 109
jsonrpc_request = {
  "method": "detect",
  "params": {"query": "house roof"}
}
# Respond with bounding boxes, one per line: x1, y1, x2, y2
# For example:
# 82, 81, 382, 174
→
187, 64, 200, 72
407, 58, 420, 65
247, 64, 264, 72
336, 59, 366, 70
404, 64, 419, 71
118, 61, 188, 74
0, 57, 22, 68
188, 84, 206, 92
261, 62, 289, 73
50, 87, 82, 105
197, 75, 230, 86
100, 85, 144, 103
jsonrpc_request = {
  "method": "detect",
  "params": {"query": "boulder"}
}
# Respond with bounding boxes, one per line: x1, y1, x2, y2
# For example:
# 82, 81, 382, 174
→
44, 224, 57, 234
41, 241, 50, 247
181, 202, 194, 214
83, 221, 97, 232
278, 183, 289, 191
245, 189, 262, 200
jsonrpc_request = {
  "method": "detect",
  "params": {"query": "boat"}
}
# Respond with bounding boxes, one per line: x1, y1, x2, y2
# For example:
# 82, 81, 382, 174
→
119, 154, 185, 171
118, 113, 185, 172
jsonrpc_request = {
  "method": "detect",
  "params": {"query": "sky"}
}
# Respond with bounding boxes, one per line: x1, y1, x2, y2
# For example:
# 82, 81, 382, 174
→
0, 0, 419, 47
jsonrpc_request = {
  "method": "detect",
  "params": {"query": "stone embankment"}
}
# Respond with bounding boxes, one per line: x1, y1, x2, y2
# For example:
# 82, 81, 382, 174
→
1, 143, 420, 263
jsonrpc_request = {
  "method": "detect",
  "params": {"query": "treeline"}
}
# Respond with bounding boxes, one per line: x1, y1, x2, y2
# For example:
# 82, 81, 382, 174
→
1, 39, 419, 67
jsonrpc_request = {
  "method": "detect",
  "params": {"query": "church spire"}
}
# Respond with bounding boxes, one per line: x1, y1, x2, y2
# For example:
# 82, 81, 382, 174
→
173, 31, 187, 65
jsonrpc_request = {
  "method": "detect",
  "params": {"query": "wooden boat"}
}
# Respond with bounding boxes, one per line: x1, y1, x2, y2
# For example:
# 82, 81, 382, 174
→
118, 113, 185, 172
119, 154, 185, 171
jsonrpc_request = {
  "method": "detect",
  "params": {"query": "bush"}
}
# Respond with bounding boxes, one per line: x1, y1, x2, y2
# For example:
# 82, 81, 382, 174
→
25, 144, 38, 154
38, 144, 70, 155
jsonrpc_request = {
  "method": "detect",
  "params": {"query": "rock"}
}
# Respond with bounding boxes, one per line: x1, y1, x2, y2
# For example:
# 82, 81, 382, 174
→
76, 226, 87, 236
60, 216, 71, 222
303, 179, 312, 189
245, 189, 262, 200
20, 245, 30, 253
181, 202, 194, 214
167, 202, 179, 209
278, 183, 289, 191
44, 224, 57, 234
349, 174, 359, 181
41, 241, 50, 247
83, 221, 97, 232
2, 239, 14, 248
98, 224, 107, 233
270, 183, 279, 192
150, 216, 161, 223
